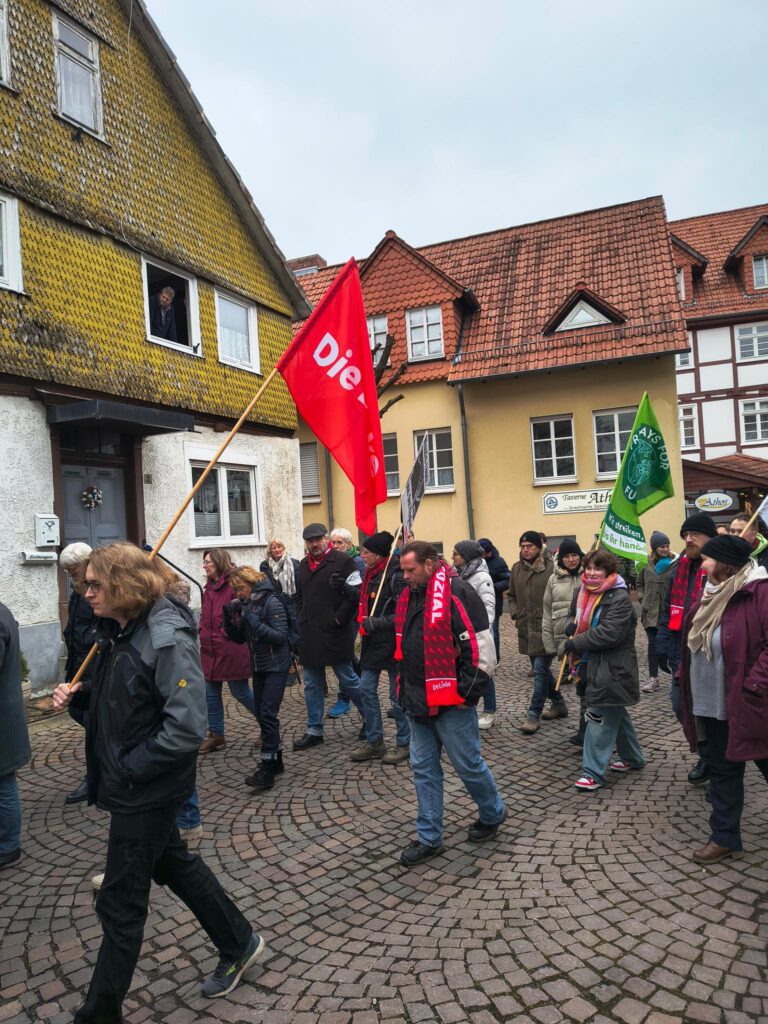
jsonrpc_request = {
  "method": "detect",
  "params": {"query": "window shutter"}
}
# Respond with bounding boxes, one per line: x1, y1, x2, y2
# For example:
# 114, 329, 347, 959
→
300, 443, 320, 499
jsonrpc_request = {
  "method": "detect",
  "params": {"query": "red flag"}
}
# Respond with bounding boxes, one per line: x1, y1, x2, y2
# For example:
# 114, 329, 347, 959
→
277, 259, 387, 534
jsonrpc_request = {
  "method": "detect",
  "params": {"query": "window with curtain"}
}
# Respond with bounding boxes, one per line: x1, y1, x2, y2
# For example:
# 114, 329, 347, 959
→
53, 13, 102, 133
217, 292, 259, 371
190, 463, 260, 542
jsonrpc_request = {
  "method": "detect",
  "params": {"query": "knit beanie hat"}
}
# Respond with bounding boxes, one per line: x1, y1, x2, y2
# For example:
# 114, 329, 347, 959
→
700, 535, 753, 568
362, 530, 394, 557
650, 530, 670, 550
519, 530, 543, 549
477, 537, 494, 553
557, 538, 584, 559
454, 540, 485, 562
680, 514, 717, 539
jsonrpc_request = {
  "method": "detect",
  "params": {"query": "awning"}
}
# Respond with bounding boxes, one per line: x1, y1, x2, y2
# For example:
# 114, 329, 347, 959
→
46, 399, 194, 436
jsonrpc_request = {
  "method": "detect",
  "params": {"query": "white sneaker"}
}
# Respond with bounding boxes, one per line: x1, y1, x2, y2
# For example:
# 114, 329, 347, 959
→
91, 872, 105, 891
478, 711, 496, 730
179, 824, 204, 847
641, 677, 659, 693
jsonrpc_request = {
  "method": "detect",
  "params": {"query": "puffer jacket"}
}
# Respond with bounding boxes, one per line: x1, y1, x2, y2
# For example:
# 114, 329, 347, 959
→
542, 567, 581, 655
359, 557, 405, 672
483, 547, 511, 619
223, 577, 291, 674
570, 585, 639, 707
84, 597, 207, 813
508, 553, 555, 656
458, 560, 496, 629
637, 556, 677, 630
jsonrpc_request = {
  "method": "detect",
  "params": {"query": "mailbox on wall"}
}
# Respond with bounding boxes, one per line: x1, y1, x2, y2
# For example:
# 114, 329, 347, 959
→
34, 514, 60, 549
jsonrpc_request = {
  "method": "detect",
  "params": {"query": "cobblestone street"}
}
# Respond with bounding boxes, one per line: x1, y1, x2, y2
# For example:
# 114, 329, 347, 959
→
2, 621, 768, 1024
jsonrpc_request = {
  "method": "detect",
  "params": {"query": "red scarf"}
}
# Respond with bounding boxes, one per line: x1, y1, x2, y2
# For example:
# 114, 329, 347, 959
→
394, 560, 463, 711
567, 572, 619, 674
357, 558, 386, 632
668, 555, 706, 631
307, 542, 332, 572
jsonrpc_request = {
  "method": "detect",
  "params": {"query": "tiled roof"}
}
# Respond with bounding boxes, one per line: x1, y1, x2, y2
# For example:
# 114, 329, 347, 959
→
293, 197, 687, 384
671, 203, 768, 320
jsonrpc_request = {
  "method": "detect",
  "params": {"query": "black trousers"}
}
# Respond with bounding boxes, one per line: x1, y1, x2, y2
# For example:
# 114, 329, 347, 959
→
698, 716, 768, 850
253, 669, 288, 757
645, 627, 659, 677
73, 803, 252, 1024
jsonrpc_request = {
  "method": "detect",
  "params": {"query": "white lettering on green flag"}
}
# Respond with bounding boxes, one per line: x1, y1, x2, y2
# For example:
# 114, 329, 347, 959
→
599, 392, 674, 565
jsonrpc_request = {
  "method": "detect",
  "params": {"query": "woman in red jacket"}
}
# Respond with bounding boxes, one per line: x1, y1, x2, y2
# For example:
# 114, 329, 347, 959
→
198, 549, 254, 753
679, 534, 768, 863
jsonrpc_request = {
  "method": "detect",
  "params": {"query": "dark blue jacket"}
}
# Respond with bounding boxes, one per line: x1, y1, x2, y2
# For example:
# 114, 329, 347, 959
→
149, 294, 177, 341
223, 578, 291, 674
483, 547, 511, 618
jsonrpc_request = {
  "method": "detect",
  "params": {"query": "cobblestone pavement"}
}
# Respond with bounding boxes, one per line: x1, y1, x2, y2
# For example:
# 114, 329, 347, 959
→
2, 620, 768, 1024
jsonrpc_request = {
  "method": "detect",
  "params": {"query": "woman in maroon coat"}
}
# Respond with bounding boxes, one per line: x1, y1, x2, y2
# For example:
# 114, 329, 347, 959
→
679, 534, 768, 863
199, 549, 254, 753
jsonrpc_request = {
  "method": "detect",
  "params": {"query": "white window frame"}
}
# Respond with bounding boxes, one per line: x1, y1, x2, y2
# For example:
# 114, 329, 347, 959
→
679, 404, 698, 450
555, 300, 610, 332
593, 406, 638, 480
142, 255, 202, 357
675, 267, 686, 301
367, 314, 389, 368
299, 441, 321, 503
185, 443, 265, 547
754, 255, 768, 290
52, 11, 103, 136
382, 432, 400, 495
0, 191, 23, 292
676, 349, 692, 369
406, 305, 444, 361
530, 415, 577, 484
215, 289, 260, 374
736, 322, 768, 362
740, 399, 768, 444
414, 428, 454, 493
0, 0, 11, 87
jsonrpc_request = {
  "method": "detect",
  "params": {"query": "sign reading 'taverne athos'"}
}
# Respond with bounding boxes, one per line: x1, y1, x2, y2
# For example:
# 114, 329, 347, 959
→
541, 489, 613, 515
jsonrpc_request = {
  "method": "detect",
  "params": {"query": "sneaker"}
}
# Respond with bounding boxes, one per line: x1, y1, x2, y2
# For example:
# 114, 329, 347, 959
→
349, 739, 386, 762
199, 732, 226, 754
641, 677, 659, 693
399, 840, 445, 866
467, 808, 506, 843
541, 702, 568, 721
201, 932, 266, 998
477, 711, 496, 730
519, 718, 540, 734
91, 872, 105, 891
574, 776, 602, 791
293, 733, 324, 751
609, 759, 644, 773
179, 824, 204, 846
327, 699, 351, 719
381, 745, 410, 765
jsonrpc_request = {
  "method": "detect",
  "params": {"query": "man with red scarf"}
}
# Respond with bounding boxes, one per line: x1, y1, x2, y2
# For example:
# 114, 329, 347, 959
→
655, 513, 717, 785
391, 541, 504, 866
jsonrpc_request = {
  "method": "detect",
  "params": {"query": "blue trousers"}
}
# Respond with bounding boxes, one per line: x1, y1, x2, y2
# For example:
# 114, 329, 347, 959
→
303, 662, 364, 736
582, 705, 645, 785
176, 788, 201, 830
0, 772, 22, 855
205, 678, 254, 736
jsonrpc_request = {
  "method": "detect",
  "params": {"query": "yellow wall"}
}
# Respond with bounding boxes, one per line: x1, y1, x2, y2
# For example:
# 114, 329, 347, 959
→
300, 356, 686, 560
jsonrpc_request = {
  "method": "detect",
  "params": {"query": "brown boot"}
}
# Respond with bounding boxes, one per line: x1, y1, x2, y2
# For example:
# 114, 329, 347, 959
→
541, 702, 568, 721
519, 718, 540, 735
381, 745, 410, 765
349, 739, 386, 762
692, 841, 737, 864
199, 732, 226, 754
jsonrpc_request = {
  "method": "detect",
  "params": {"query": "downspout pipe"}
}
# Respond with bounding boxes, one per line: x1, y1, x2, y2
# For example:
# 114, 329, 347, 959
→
457, 382, 475, 540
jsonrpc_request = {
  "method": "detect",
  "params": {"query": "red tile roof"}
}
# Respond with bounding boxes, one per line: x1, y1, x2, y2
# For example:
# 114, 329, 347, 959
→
293, 196, 688, 383
670, 203, 768, 320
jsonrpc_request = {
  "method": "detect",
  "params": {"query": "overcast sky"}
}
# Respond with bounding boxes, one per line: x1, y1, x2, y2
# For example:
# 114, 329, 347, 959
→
151, 1, 767, 265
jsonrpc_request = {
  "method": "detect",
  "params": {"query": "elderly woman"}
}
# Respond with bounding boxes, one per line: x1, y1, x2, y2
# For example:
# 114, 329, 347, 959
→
562, 548, 644, 791
260, 539, 300, 603
453, 540, 498, 729
679, 534, 768, 863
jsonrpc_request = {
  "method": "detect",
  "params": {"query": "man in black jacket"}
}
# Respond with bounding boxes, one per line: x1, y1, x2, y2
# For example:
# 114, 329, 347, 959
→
53, 543, 262, 1017
392, 541, 505, 866
148, 286, 177, 341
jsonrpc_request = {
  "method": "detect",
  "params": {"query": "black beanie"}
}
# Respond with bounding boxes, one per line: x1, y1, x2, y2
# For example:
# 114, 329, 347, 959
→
477, 537, 494, 553
680, 513, 717, 539
557, 538, 584, 560
519, 530, 543, 549
700, 535, 753, 568
362, 530, 394, 557
454, 540, 485, 562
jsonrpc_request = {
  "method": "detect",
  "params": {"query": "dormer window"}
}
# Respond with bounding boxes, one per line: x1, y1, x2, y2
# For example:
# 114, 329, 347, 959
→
555, 300, 610, 332
754, 255, 768, 290
406, 305, 444, 360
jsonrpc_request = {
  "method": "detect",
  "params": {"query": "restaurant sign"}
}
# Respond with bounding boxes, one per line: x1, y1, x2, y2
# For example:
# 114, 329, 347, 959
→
542, 488, 613, 515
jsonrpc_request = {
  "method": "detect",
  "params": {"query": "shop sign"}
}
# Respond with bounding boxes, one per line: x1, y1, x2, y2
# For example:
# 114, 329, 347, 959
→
694, 491, 735, 513
542, 488, 612, 515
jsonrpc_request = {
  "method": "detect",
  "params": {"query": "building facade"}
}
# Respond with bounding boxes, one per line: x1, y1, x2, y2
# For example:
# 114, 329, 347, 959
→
0, 0, 310, 685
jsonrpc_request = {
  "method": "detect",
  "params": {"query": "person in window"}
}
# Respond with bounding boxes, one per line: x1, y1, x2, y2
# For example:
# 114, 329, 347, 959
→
149, 286, 177, 342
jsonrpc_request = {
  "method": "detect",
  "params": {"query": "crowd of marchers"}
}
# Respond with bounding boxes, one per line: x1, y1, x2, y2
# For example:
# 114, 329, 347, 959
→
1, 509, 768, 1021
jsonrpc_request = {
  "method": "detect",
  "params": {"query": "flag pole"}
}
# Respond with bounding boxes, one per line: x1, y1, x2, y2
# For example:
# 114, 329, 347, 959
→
67, 367, 280, 690
738, 503, 765, 538
554, 654, 569, 692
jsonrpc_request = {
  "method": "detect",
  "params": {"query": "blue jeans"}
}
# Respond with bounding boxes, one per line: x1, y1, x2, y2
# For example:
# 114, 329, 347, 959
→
483, 677, 497, 713
176, 789, 202, 830
409, 706, 505, 847
527, 655, 564, 719
0, 772, 22, 855
205, 678, 254, 736
582, 706, 645, 784
492, 616, 501, 661
389, 672, 411, 747
303, 662, 363, 736
359, 668, 386, 743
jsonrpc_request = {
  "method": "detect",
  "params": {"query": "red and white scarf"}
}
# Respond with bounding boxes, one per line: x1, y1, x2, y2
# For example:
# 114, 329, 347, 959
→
394, 560, 463, 711
668, 555, 706, 632
307, 542, 332, 572
357, 557, 386, 633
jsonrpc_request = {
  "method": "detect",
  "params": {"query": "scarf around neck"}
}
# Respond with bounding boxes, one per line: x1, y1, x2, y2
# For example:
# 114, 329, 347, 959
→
457, 556, 485, 580
394, 560, 463, 712
269, 553, 296, 596
669, 555, 706, 631
574, 572, 621, 636
687, 560, 761, 660
357, 557, 386, 631
307, 543, 332, 572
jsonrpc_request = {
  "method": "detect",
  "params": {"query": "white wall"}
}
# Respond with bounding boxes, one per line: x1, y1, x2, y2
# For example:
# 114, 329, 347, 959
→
697, 326, 731, 363
701, 399, 735, 445
699, 363, 734, 392
142, 427, 304, 609
676, 371, 695, 395
737, 364, 768, 387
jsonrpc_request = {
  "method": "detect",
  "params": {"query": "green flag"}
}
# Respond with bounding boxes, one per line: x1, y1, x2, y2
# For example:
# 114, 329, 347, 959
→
600, 392, 674, 565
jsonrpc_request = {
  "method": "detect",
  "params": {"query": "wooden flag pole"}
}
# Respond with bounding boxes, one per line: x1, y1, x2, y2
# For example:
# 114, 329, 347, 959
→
738, 504, 764, 539
554, 654, 569, 692
67, 367, 280, 690
366, 524, 403, 620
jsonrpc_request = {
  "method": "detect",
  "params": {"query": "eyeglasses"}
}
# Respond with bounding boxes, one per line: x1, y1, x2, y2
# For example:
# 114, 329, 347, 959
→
84, 581, 103, 593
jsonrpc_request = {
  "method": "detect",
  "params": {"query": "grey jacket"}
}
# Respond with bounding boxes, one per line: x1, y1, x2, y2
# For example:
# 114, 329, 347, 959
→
637, 556, 678, 630
542, 567, 581, 656
570, 586, 639, 707
0, 602, 31, 778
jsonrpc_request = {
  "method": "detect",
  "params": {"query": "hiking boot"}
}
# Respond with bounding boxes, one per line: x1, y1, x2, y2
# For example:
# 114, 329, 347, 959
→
199, 732, 226, 754
520, 718, 540, 734
65, 778, 88, 804
382, 745, 410, 765
541, 702, 568, 721
327, 698, 351, 718
350, 739, 386, 762
245, 761, 276, 792
399, 840, 445, 866
468, 808, 506, 843
179, 824, 204, 847
477, 711, 496, 730
641, 677, 659, 693
293, 733, 324, 751
201, 932, 266, 998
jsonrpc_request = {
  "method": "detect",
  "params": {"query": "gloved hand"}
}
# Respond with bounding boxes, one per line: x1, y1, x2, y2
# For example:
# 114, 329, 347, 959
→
563, 639, 576, 654
361, 617, 374, 635
223, 599, 242, 616
564, 621, 577, 637
657, 654, 670, 674
329, 572, 346, 592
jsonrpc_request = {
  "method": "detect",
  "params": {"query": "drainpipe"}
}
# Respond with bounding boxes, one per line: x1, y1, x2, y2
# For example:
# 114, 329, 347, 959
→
324, 446, 335, 531
457, 382, 475, 540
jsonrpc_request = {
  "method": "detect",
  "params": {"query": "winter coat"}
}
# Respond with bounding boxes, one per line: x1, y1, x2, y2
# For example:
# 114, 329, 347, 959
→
0, 602, 31, 778
63, 591, 98, 685
259, 556, 301, 603
395, 576, 496, 716
637, 556, 677, 630
483, 547, 511, 619
507, 553, 555, 656
679, 578, 768, 761
570, 586, 639, 707
655, 557, 704, 673
198, 572, 252, 682
542, 567, 581, 656
223, 577, 291, 674
360, 557, 405, 672
84, 597, 207, 813
296, 549, 361, 667
458, 561, 496, 629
